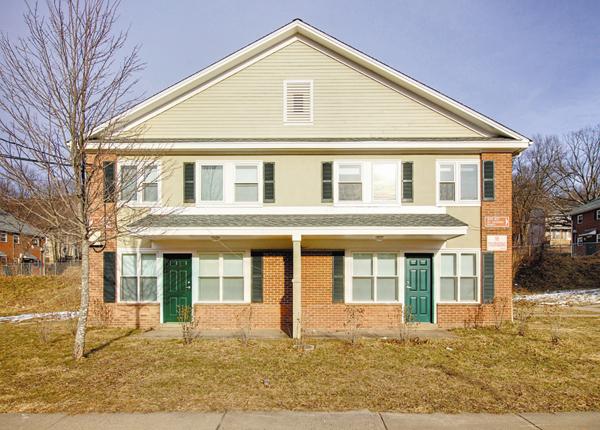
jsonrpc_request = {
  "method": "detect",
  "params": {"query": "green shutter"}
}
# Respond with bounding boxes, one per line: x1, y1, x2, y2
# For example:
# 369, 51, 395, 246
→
183, 163, 195, 203
483, 160, 495, 201
322, 162, 333, 202
332, 251, 344, 303
482, 252, 495, 303
103, 161, 115, 203
103, 251, 116, 303
263, 162, 275, 203
251, 252, 263, 303
402, 161, 414, 202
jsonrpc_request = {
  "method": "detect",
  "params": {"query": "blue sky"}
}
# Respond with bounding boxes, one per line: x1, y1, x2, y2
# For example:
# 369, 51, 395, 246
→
2, 0, 599, 137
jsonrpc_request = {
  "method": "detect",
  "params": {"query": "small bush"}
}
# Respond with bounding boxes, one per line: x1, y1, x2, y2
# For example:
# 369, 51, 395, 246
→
513, 300, 537, 336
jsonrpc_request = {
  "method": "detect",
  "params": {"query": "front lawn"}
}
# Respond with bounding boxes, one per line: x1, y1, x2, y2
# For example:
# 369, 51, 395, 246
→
0, 275, 80, 317
0, 313, 598, 413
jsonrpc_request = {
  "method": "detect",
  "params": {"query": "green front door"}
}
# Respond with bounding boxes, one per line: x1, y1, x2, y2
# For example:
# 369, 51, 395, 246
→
163, 254, 192, 323
404, 254, 433, 323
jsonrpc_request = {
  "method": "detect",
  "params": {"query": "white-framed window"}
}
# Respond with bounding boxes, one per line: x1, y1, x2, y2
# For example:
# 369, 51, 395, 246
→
576, 214, 583, 224
32, 238, 39, 247
440, 252, 479, 303
119, 251, 158, 302
118, 161, 161, 206
349, 253, 399, 303
283, 80, 313, 124
436, 160, 480, 205
0, 231, 6, 243
13, 234, 20, 244
333, 160, 402, 205
200, 165, 224, 202
596, 234, 600, 244
198, 253, 247, 302
596, 209, 600, 221
337, 164, 363, 202
196, 161, 262, 206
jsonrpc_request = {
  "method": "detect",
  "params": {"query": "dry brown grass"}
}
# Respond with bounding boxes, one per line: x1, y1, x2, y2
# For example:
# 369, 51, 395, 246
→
0, 275, 80, 316
0, 311, 599, 413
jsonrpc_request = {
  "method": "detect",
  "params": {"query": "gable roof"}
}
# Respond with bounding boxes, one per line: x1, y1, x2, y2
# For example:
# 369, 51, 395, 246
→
92, 19, 530, 146
0, 210, 42, 236
569, 198, 600, 216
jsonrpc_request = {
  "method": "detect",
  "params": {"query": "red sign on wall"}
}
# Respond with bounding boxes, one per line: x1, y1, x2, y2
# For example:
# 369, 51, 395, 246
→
485, 216, 510, 228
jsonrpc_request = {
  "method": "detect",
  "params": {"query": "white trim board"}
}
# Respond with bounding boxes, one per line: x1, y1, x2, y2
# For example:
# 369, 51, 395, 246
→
88, 140, 530, 152
90, 20, 531, 146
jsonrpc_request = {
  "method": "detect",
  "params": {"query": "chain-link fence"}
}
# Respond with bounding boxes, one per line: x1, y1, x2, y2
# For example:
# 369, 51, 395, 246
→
0, 260, 81, 277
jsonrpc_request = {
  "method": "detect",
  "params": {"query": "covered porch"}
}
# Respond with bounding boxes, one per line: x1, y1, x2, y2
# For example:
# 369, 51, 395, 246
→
128, 213, 468, 337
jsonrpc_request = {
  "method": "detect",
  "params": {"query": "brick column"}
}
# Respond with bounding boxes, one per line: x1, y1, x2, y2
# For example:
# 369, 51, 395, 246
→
292, 235, 302, 338
481, 152, 513, 319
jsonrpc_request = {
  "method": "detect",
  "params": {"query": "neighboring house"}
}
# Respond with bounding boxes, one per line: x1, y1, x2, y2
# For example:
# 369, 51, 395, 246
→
87, 20, 530, 334
545, 212, 571, 248
0, 209, 45, 268
570, 198, 600, 256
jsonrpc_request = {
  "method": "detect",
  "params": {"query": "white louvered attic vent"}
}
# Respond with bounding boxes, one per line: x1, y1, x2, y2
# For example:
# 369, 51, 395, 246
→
284, 80, 313, 124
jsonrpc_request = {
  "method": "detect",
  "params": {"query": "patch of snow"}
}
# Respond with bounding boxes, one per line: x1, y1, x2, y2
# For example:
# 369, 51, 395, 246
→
514, 289, 600, 305
0, 311, 79, 323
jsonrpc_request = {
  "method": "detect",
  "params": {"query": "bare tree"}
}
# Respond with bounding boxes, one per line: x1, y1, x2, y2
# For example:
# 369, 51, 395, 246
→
512, 135, 562, 249
0, 0, 148, 359
553, 125, 600, 207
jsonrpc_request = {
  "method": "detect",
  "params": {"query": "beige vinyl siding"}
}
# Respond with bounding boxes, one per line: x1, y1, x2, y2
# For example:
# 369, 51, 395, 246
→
133, 41, 483, 139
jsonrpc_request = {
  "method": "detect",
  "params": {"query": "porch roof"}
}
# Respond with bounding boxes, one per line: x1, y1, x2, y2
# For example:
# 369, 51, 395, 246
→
129, 214, 468, 241
131, 213, 467, 229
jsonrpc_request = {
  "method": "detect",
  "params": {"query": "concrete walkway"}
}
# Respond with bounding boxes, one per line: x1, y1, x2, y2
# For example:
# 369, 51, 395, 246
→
2, 411, 599, 429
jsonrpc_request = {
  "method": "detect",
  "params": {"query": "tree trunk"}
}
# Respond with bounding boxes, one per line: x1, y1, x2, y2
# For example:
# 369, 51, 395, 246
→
73, 237, 90, 360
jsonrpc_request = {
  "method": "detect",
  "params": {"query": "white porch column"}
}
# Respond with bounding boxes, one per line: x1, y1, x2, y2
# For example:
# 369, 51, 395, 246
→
292, 234, 302, 339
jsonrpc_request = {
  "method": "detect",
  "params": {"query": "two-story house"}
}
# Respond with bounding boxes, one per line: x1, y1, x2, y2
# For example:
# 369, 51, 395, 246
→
0, 209, 45, 270
88, 20, 530, 335
570, 198, 600, 256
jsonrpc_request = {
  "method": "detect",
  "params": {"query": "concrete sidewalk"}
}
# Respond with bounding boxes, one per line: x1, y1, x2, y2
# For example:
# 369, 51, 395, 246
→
1, 411, 599, 429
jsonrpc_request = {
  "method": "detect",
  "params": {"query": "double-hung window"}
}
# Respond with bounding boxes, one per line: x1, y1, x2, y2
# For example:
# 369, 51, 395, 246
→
119, 162, 160, 205
576, 214, 583, 224
372, 163, 398, 202
351, 253, 399, 302
235, 165, 259, 202
200, 165, 224, 201
440, 252, 478, 302
198, 253, 246, 302
196, 161, 261, 205
13, 234, 20, 244
437, 161, 480, 205
337, 164, 363, 201
120, 252, 158, 302
596, 209, 600, 221
0, 231, 6, 242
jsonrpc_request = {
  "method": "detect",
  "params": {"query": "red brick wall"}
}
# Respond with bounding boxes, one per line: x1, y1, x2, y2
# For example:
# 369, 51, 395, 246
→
302, 252, 403, 333
0, 232, 45, 265
437, 152, 514, 327
194, 251, 293, 333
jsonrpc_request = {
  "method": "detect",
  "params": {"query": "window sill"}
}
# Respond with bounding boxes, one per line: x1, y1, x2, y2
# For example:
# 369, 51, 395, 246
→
195, 203, 262, 208
194, 301, 250, 305
437, 301, 481, 305
437, 201, 480, 207
346, 301, 402, 305
116, 301, 160, 305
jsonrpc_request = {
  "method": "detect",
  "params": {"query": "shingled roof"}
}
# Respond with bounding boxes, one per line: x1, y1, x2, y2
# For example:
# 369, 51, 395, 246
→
130, 214, 467, 229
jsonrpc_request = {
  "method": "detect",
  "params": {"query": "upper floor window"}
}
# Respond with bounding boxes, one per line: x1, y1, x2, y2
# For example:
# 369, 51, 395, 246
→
13, 234, 20, 244
197, 161, 262, 205
284, 80, 313, 124
119, 162, 161, 206
577, 214, 583, 224
32, 238, 39, 247
333, 161, 403, 205
0, 231, 6, 243
596, 209, 600, 221
437, 160, 480, 205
